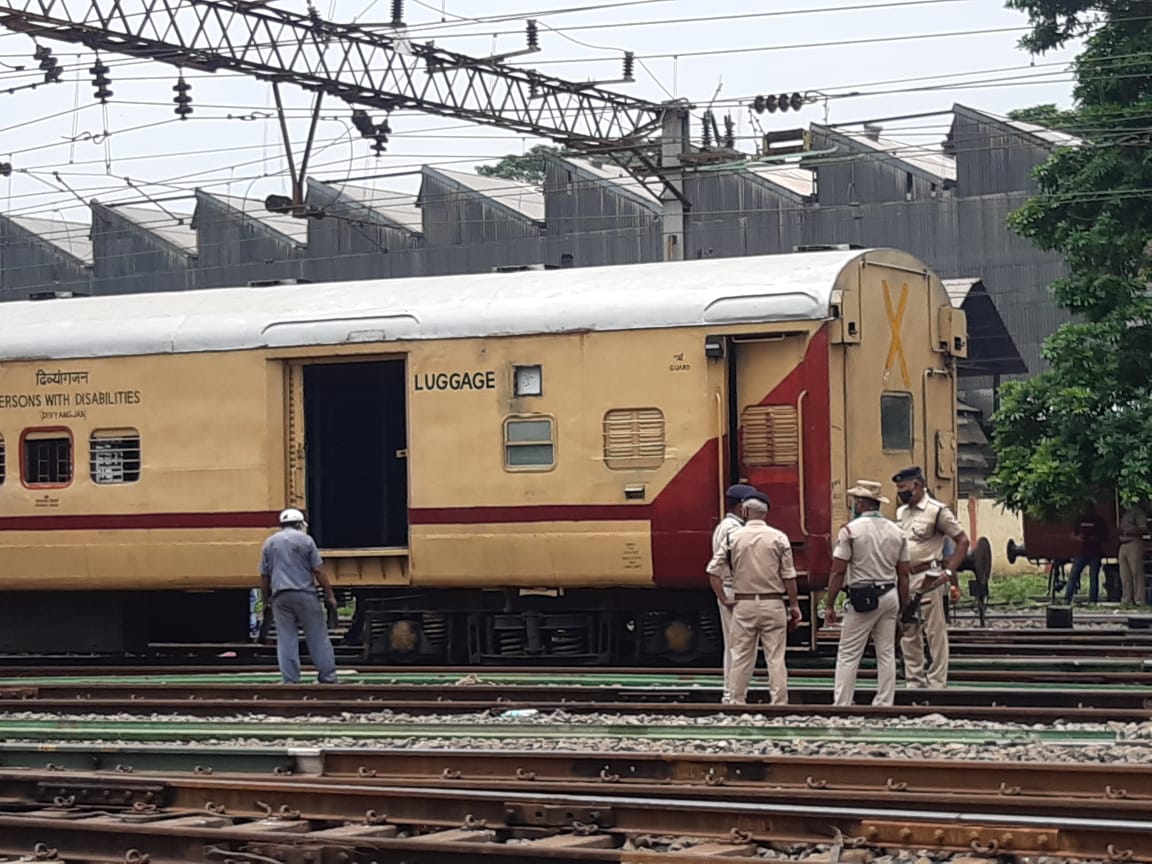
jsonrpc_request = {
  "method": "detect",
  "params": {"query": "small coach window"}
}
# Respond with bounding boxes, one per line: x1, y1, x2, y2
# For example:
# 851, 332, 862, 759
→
881, 393, 914, 451
0, 434, 5, 485
22, 429, 73, 486
604, 408, 665, 470
90, 428, 141, 484
504, 417, 555, 470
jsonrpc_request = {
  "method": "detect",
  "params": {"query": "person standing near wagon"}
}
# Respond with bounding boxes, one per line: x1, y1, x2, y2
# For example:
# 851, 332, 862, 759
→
824, 481, 910, 706
892, 466, 969, 689
260, 508, 339, 684
707, 493, 802, 705
707, 483, 758, 699
1065, 505, 1109, 604
1118, 504, 1148, 606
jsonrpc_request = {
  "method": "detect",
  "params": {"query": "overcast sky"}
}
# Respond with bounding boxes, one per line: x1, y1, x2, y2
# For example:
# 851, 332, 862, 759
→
0, 0, 1080, 226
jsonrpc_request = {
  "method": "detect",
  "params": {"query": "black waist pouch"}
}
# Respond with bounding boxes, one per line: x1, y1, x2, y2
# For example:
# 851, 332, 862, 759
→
847, 584, 881, 612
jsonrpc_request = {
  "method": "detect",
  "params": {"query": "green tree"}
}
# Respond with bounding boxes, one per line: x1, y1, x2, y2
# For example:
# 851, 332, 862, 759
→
1006, 103, 1079, 132
991, 1, 1152, 518
475, 144, 559, 185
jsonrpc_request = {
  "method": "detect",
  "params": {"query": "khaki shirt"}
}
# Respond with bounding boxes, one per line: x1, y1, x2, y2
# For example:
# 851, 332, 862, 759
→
710, 513, 745, 588
832, 512, 909, 585
1120, 507, 1147, 544
707, 519, 796, 595
896, 495, 964, 565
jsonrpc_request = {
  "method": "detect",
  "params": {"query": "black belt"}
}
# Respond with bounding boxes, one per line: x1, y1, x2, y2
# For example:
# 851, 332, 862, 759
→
850, 583, 895, 592
734, 592, 784, 601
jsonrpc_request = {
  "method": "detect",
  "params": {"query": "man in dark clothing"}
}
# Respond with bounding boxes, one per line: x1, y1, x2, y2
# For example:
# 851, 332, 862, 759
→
1065, 508, 1109, 604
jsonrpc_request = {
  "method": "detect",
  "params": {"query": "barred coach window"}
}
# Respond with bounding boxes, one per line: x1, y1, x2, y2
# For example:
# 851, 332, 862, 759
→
22, 429, 73, 486
90, 428, 142, 484
504, 416, 555, 470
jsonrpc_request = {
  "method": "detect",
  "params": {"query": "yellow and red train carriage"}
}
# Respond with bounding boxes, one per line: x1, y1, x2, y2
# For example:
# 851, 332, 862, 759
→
0, 247, 965, 662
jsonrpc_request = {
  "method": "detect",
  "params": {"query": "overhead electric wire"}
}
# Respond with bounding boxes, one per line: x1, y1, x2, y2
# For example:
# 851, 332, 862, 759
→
407, 0, 969, 40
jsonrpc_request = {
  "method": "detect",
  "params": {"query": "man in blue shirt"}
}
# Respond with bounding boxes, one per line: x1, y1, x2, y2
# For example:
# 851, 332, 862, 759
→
259, 508, 339, 684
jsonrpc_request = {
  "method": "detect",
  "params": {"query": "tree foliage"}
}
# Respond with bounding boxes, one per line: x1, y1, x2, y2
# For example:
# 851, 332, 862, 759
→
991, 1, 1152, 517
1006, 103, 1079, 131
475, 144, 559, 185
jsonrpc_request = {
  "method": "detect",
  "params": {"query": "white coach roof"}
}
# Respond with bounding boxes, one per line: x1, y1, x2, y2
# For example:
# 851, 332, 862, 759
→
0, 248, 911, 361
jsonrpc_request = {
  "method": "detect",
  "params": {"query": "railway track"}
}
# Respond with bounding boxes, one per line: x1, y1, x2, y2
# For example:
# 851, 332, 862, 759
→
1, 668, 1150, 721
0, 747, 1150, 861
2, 621, 1150, 861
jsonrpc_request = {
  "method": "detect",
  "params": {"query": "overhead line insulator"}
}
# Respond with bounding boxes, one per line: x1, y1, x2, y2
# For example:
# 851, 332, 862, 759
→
526, 20, 539, 51
90, 60, 112, 103
34, 45, 61, 84
173, 75, 192, 119
391, 0, 404, 28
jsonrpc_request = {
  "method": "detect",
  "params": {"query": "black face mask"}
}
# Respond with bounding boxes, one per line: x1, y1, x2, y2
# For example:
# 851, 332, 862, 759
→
851, 505, 863, 518
897, 490, 915, 504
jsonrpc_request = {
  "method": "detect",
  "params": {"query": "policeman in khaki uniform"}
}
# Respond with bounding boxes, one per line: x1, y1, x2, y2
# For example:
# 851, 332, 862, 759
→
823, 481, 910, 706
706, 494, 801, 705
706, 483, 759, 700
892, 466, 970, 689
1118, 504, 1147, 606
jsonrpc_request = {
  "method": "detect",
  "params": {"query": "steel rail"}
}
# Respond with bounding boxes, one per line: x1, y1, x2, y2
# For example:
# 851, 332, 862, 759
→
6, 744, 1150, 804
1, 772, 1150, 860
2, 681, 1149, 711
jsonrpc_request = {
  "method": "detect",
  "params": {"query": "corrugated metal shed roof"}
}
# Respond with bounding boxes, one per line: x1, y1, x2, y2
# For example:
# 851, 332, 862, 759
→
6, 215, 93, 264
199, 193, 309, 245
104, 205, 197, 255
560, 156, 660, 208
944, 277, 980, 305
744, 163, 816, 198
424, 167, 546, 223
943, 277, 1027, 377
954, 104, 1081, 148
818, 125, 956, 182
313, 181, 423, 234
0, 247, 904, 361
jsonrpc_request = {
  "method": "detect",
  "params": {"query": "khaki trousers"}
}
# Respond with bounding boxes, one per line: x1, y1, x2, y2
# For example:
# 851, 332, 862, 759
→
728, 599, 788, 705
718, 596, 733, 684
1119, 540, 1145, 605
900, 579, 949, 688
833, 588, 900, 706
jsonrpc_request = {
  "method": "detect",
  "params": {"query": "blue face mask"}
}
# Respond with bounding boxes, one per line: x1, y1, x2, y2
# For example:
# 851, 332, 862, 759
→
897, 490, 915, 505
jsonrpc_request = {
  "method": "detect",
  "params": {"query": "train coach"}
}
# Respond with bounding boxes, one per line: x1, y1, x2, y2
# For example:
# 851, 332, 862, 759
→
0, 247, 965, 663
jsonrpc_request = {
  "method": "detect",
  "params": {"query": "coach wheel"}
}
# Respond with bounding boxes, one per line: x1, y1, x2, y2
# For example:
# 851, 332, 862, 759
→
1047, 560, 1068, 602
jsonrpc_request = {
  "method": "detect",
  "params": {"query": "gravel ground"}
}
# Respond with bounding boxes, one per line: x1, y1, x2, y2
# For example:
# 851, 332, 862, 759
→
952, 609, 1150, 630
2, 709, 1150, 763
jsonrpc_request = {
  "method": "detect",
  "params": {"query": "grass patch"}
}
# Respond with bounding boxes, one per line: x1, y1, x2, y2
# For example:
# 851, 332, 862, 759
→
987, 571, 1049, 607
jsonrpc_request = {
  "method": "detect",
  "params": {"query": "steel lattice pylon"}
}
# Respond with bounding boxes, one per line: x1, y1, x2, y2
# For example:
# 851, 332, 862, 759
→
0, 0, 672, 148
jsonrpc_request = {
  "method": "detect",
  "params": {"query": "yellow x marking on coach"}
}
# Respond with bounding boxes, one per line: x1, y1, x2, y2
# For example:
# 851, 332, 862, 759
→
883, 280, 911, 388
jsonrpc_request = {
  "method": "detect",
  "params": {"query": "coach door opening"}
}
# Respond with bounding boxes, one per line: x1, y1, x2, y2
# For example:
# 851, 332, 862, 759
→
301, 359, 408, 549
728, 333, 809, 541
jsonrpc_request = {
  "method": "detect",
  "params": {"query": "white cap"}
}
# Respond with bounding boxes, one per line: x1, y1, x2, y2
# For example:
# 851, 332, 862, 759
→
279, 507, 305, 525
